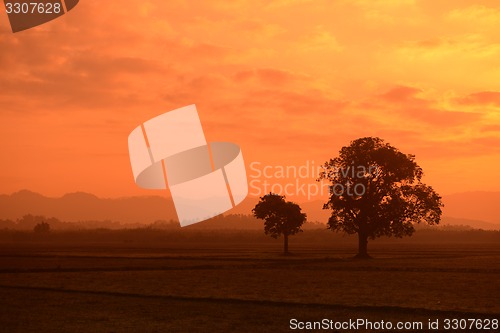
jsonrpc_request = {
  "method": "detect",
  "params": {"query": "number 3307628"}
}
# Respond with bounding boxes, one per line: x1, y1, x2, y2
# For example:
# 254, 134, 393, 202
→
5, 2, 62, 14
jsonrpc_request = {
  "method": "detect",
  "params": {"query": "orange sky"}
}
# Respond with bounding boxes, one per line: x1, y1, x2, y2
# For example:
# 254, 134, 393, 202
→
0, 0, 499, 200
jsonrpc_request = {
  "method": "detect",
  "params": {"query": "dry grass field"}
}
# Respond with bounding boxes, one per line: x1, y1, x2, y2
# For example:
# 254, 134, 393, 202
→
0, 229, 499, 332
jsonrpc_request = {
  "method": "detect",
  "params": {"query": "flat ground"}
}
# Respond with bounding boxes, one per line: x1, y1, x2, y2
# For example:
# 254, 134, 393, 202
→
0, 232, 499, 332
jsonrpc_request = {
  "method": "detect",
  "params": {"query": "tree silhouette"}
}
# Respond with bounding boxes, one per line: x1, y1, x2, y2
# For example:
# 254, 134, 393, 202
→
318, 137, 443, 258
34, 221, 50, 233
252, 193, 307, 255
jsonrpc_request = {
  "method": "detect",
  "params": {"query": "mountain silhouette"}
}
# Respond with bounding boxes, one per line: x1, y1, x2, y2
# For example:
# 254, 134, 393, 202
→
0, 190, 176, 224
0, 190, 499, 229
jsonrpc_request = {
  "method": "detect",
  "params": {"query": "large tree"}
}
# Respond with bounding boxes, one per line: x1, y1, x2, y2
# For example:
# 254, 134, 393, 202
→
318, 137, 443, 258
252, 193, 307, 254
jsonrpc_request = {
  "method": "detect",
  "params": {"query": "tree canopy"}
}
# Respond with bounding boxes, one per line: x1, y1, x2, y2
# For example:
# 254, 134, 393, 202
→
33, 221, 50, 233
252, 193, 307, 254
318, 137, 443, 258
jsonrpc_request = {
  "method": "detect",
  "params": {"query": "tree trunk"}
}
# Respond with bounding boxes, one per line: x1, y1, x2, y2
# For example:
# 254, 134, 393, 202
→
284, 233, 289, 255
356, 232, 370, 259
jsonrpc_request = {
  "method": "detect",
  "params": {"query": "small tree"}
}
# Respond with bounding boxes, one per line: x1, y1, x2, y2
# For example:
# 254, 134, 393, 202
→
34, 221, 50, 233
318, 137, 443, 258
252, 193, 307, 254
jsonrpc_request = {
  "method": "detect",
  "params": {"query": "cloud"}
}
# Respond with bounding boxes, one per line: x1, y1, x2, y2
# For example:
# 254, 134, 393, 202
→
241, 88, 347, 116
342, 85, 500, 163
379, 86, 424, 103
412, 136, 500, 159
456, 91, 500, 107
350, 0, 415, 7
481, 124, 500, 132
1, 0, 499, 197
232, 68, 310, 87
367, 86, 482, 127
448, 5, 500, 27
346, 0, 420, 25
397, 35, 500, 61
298, 26, 343, 52
265, 0, 314, 9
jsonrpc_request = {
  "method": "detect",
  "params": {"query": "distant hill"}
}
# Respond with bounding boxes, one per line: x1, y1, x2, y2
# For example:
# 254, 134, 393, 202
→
442, 191, 500, 225
440, 216, 500, 230
0, 190, 498, 230
0, 190, 177, 224
0, 191, 327, 225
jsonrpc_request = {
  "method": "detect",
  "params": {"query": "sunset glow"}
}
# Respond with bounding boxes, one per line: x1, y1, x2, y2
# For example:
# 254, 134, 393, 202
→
1, 0, 499, 198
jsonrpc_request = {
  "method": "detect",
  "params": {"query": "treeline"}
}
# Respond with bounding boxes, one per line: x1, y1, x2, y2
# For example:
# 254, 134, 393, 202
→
0, 214, 125, 230
1, 214, 499, 246
0, 214, 496, 233
0, 214, 328, 231
0, 224, 499, 245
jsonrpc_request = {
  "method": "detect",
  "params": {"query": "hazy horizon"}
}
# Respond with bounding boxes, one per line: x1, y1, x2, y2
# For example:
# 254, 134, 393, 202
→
2, 189, 499, 229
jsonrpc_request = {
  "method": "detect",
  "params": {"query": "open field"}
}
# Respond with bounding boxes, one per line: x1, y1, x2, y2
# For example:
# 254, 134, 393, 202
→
0, 230, 499, 332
